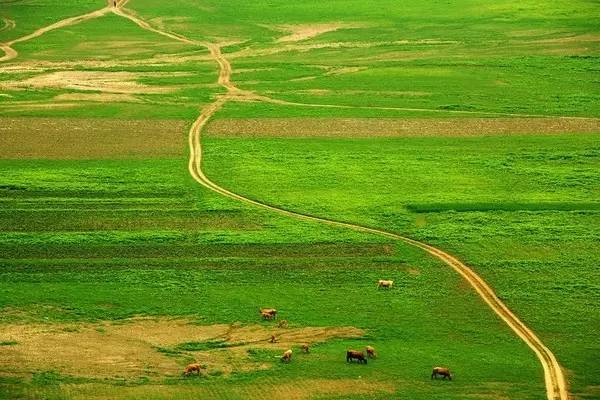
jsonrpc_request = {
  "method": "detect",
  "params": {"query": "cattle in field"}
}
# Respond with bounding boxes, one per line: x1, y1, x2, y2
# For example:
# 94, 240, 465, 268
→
281, 349, 292, 363
183, 363, 203, 376
301, 343, 310, 353
365, 345, 376, 358
269, 334, 277, 343
377, 280, 394, 289
346, 350, 367, 364
260, 308, 277, 320
431, 367, 452, 380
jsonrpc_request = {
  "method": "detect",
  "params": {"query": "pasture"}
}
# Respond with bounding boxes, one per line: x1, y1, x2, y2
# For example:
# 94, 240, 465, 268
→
0, 0, 599, 399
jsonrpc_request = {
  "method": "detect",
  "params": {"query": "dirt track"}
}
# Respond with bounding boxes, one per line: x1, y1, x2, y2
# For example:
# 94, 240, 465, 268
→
185, 29, 571, 400
0, 3, 570, 399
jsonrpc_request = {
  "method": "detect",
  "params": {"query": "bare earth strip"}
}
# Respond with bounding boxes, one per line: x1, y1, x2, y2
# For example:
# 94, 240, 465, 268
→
0, 2, 571, 399
0, 117, 187, 159
207, 117, 600, 138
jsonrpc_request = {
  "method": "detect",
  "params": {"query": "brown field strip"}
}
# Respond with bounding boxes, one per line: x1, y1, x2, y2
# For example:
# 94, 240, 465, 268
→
207, 117, 600, 138
0, 318, 363, 379
0, 117, 187, 159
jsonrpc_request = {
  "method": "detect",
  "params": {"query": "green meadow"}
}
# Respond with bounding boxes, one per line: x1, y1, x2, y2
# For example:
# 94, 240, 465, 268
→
1, 0, 599, 399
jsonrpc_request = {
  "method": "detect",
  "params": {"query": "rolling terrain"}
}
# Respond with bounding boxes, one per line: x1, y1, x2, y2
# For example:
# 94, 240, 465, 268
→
0, 1, 598, 399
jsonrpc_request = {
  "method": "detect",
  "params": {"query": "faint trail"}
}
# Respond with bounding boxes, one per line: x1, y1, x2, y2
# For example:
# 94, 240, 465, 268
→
0, 1, 132, 63
112, 3, 197, 46
0, 17, 16, 33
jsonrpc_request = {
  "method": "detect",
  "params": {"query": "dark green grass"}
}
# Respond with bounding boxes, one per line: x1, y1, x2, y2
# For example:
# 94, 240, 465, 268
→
0, 0, 103, 42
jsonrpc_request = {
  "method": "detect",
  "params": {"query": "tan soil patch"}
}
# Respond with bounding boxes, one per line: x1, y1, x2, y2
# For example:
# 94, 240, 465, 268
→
207, 117, 600, 138
53, 93, 141, 103
149, 16, 194, 32
73, 40, 187, 57
0, 51, 213, 73
0, 117, 188, 159
0, 71, 189, 94
0, 318, 363, 380
274, 23, 355, 43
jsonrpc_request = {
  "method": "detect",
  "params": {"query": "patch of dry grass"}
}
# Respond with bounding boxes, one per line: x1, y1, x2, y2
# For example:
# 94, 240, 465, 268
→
207, 117, 600, 138
0, 317, 364, 380
0, 117, 188, 159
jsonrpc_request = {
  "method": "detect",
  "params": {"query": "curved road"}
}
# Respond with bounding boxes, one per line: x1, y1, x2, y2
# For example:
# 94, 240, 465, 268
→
0, 3, 569, 399
186, 48, 569, 400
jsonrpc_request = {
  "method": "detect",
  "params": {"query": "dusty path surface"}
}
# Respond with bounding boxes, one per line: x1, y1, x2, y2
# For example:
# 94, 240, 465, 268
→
0, 3, 570, 399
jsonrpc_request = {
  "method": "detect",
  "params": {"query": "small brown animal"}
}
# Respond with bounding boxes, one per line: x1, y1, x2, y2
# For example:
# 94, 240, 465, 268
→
346, 350, 367, 364
269, 334, 277, 343
261, 311, 274, 320
365, 345, 377, 359
301, 343, 310, 353
277, 319, 288, 328
377, 280, 394, 289
281, 349, 292, 363
260, 308, 277, 320
183, 363, 203, 376
431, 367, 452, 380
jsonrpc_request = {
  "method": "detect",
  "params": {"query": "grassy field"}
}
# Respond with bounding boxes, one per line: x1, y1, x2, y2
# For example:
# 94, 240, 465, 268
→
1, 0, 599, 399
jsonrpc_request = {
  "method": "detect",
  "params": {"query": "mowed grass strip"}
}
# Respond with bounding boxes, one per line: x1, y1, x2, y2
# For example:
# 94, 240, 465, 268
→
207, 117, 600, 138
0, 118, 188, 159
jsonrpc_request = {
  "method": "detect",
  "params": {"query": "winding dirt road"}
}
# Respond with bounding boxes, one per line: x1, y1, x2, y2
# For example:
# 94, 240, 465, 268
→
184, 34, 570, 400
0, 3, 569, 399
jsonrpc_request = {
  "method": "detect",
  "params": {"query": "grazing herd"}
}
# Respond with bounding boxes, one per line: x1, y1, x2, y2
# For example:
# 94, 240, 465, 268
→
183, 279, 453, 382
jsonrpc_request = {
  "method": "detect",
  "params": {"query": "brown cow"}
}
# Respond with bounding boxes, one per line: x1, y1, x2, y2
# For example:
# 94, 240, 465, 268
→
281, 349, 292, 363
183, 363, 203, 376
301, 343, 310, 353
346, 350, 367, 364
431, 367, 452, 380
365, 345, 377, 359
377, 280, 394, 289
269, 334, 277, 343
260, 308, 277, 320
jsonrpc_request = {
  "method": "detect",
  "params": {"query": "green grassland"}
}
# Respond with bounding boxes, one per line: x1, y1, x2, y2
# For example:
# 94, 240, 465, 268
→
202, 130, 600, 397
1, 0, 599, 399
